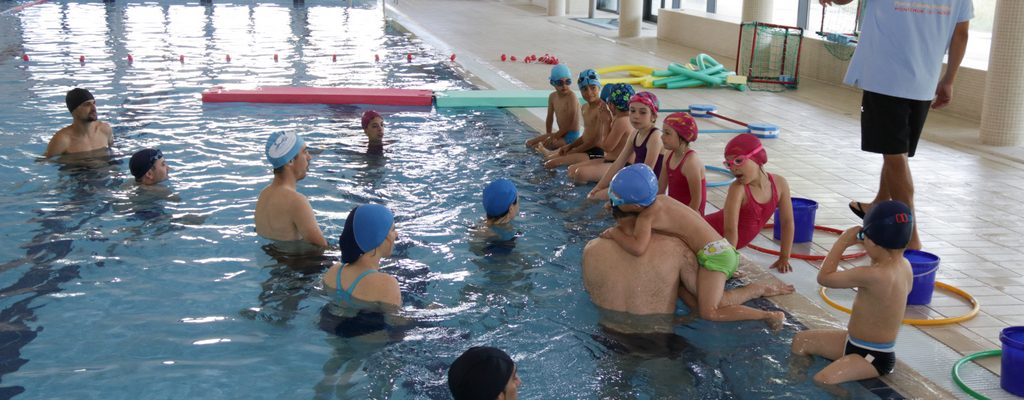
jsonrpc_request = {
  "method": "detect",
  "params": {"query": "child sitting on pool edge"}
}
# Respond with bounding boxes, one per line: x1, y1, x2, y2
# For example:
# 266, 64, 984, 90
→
790, 200, 914, 385
526, 64, 580, 151
587, 91, 664, 201
703, 134, 795, 273
658, 112, 706, 215
568, 83, 635, 184
539, 69, 611, 169
600, 164, 792, 330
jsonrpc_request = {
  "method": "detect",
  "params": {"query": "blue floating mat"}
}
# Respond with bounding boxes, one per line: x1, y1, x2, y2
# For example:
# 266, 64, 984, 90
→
435, 90, 584, 108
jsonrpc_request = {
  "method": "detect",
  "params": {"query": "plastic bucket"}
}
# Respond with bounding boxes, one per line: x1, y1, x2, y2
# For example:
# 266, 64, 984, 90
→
904, 250, 940, 305
774, 197, 818, 243
1001, 326, 1024, 396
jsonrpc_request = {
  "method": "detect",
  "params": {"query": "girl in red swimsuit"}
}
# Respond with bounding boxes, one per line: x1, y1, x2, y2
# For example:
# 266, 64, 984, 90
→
704, 134, 795, 273
658, 112, 706, 215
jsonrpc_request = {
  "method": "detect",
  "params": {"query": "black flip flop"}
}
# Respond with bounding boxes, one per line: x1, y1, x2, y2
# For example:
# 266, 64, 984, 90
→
848, 201, 867, 220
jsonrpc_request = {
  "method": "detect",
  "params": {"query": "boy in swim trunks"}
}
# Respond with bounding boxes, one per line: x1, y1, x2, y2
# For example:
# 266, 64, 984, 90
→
600, 164, 792, 330
538, 69, 611, 169
526, 64, 580, 151
790, 200, 914, 385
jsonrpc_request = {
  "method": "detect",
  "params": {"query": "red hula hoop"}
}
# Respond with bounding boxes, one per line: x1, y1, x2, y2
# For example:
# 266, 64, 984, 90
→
746, 224, 867, 261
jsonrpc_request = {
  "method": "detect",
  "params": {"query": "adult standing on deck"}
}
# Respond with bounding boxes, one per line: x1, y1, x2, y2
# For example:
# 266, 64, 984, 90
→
826, 0, 972, 250
43, 88, 113, 157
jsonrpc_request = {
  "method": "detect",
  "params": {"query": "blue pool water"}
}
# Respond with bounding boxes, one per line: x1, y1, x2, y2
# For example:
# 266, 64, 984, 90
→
0, 1, 899, 398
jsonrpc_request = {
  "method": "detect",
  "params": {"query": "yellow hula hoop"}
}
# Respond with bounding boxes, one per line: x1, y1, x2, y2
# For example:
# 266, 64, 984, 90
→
818, 281, 980, 326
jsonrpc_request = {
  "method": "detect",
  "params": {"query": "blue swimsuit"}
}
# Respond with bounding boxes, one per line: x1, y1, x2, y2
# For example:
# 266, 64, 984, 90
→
335, 265, 377, 303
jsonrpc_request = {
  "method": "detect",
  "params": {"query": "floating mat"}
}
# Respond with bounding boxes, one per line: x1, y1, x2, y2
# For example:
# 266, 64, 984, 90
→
435, 90, 584, 108
201, 86, 434, 106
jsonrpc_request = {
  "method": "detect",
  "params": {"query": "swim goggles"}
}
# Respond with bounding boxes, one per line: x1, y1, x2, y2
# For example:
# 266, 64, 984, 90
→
857, 213, 913, 241
148, 149, 164, 164
551, 78, 573, 87
578, 70, 600, 89
722, 144, 763, 167
608, 189, 625, 207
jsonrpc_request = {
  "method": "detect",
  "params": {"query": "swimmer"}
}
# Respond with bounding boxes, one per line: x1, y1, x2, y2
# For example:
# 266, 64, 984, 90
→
322, 204, 401, 310
526, 64, 581, 151
600, 164, 792, 330
568, 83, 634, 184
361, 110, 384, 145
703, 134, 795, 273
791, 201, 914, 385
129, 148, 170, 186
587, 91, 664, 201
482, 178, 519, 226
448, 346, 521, 400
658, 112, 706, 215
254, 131, 328, 248
43, 88, 113, 157
539, 69, 611, 169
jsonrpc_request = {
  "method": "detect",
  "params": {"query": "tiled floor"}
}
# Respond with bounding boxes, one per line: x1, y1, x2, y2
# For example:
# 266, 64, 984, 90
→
387, 0, 1024, 396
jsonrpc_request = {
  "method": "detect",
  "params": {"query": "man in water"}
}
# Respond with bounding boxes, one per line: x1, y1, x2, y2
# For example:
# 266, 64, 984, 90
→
254, 131, 327, 248
43, 88, 113, 157
129, 148, 170, 186
448, 346, 521, 400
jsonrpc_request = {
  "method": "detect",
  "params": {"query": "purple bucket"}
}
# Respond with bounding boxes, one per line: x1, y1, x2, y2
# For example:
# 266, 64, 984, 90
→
774, 197, 818, 243
904, 250, 940, 305
1002, 326, 1024, 396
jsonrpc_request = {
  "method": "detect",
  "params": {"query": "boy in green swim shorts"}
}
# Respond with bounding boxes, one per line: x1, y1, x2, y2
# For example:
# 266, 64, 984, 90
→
600, 164, 793, 330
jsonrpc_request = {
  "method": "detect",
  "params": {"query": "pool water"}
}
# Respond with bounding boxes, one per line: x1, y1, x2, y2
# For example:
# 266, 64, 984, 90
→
0, 1, 898, 398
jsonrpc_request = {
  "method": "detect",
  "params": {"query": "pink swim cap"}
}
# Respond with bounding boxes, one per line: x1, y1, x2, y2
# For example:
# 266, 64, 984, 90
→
663, 112, 698, 143
628, 92, 659, 118
724, 133, 767, 165
361, 110, 382, 130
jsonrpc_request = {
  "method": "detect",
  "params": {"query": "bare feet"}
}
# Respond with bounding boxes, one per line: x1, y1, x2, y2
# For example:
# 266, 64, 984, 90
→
732, 270, 747, 280
762, 282, 795, 297
765, 311, 786, 332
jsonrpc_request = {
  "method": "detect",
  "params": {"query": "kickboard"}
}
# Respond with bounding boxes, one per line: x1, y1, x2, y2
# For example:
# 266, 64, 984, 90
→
435, 90, 584, 108
201, 86, 434, 106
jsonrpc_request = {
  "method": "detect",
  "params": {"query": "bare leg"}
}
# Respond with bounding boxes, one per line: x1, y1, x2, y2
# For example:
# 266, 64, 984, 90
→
569, 161, 613, 183
696, 268, 785, 330
814, 355, 881, 385
791, 329, 847, 359
719, 281, 794, 307
880, 153, 920, 249
544, 153, 590, 169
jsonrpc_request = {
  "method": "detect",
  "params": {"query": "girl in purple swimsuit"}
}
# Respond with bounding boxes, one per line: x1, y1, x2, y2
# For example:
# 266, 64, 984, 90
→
588, 91, 665, 201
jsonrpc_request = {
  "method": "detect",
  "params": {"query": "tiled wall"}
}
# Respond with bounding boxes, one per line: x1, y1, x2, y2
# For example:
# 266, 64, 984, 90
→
657, 9, 985, 122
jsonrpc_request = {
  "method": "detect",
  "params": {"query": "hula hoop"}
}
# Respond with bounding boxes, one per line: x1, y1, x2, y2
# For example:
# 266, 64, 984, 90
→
952, 350, 1001, 400
819, 281, 980, 326
747, 224, 867, 261
704, 165, 736, 188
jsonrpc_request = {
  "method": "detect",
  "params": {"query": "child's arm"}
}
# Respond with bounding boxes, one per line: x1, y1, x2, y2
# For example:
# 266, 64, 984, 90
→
771, 174, 794, 273
545, 94, 556, 136
642, 129, 664, 169
721, 181, 745, 247
600, 211, 654, 256
588, 133, 637, 198
682, 152, 704, 212
818, 227, 873, 288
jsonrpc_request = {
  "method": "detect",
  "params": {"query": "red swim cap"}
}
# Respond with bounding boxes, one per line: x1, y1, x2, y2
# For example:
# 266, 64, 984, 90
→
663, 112, 698, 143
361, 110, 382, 130
724, 133, 767, 165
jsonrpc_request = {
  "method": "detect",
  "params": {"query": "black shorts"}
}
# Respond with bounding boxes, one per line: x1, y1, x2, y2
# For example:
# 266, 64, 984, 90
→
860, 91, 931, 157
845, 338, 896, 376
586, 147, 605, 159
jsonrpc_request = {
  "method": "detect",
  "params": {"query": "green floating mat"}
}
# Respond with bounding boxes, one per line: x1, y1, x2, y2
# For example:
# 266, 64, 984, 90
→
435, 90, 584, 108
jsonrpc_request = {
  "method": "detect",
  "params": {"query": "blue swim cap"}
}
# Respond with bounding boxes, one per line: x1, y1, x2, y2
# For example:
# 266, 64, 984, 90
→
340, 204, 395, 263
483, 178, 518, 218
578, 69, 600, 89
605, 83, 636, 112
861, 200, 913, 250
265, 131, 305, 169
609, 164, 658, 207
549, 64, 572, 82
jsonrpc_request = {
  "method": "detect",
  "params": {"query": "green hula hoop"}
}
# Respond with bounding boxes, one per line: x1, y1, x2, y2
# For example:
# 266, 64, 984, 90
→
951, 350, 1001, 400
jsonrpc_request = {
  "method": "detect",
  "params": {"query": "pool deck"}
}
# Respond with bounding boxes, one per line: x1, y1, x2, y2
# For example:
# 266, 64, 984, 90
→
386, 0, 1023, 398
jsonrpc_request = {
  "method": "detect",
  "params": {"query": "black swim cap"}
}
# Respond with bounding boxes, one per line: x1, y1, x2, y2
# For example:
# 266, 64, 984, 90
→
448, 346, 514, 400
129, 148, 163, 180
862, 200, 913, 250
65, 88, 94, 113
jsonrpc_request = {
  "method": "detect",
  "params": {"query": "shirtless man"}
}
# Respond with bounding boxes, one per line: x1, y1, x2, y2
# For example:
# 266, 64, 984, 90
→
539, 69, 611, 169
43, 88, 113, 157
254, 131, 328, 248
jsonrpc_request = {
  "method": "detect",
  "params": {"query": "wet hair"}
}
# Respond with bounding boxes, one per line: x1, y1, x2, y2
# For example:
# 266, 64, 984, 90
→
485, 199, 517, 222
611, 205, 638, 220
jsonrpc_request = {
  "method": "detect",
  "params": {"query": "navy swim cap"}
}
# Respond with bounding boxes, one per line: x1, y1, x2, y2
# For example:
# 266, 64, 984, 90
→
65, 88, 94, 113
482, 179, 518, 218
129, 148, 163, 180
862, 200, 913, 250
448, 347, 514, 400
609, 164, 658, 207
339, 204, 395, 264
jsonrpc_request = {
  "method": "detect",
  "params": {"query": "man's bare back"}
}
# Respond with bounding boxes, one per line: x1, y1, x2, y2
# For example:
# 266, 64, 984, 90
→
583, 234, 697, 317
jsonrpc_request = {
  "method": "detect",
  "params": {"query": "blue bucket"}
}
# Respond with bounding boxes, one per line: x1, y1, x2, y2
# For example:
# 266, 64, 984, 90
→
904, 250, 940, 305
1001, 326, 1024, 396
774, 197, 818, 243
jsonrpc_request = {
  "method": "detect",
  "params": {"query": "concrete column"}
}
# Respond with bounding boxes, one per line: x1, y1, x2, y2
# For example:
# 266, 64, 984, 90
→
742, 0, 773, 23
619, 0, 642, 38
980, 0, 1024, 146
548, 0, 565, 16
